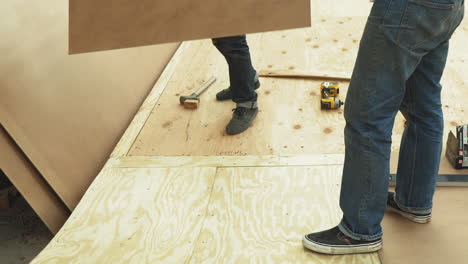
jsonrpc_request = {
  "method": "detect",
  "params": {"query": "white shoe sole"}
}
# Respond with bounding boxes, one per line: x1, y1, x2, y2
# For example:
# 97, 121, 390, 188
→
302, 236, 382, 255
387, 206, 431, 224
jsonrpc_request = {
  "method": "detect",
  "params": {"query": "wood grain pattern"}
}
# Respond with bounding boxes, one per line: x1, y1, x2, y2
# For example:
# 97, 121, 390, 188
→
129, 17, 468, 175
189, 166, 381, 264
69, 0, 310, 53
111, 42, 186, 157
107, 154, 346, 168
108, 155, 281, 168
31, 167, 216, 263
382, 187, 468, 264
129, 17, 367, 156
310, 0, 373, 19
0, 126, 69, 234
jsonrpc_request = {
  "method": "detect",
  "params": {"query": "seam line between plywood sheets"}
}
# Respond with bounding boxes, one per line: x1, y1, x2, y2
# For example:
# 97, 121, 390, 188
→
184, 167, 219, 264
106, 154, 346, 168
111, 42, 188, 158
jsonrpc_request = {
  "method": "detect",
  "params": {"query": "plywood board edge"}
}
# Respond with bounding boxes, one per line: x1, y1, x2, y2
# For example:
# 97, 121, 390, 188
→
110, 42, 187, 158
0, 126, 69, 234
106, 154, 348, 168
0, 105, 75, 209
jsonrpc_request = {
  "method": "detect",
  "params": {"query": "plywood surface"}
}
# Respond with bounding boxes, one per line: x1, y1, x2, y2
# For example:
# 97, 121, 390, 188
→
107, 154, 346, 168
0, 0, 179, 210
382, 187, 468, 264
32, 167, 217, 263
32, 165, 381, 264
0, 126, 69, 234
69, 0, 310, 53
129, 18, 468, 161
129, 18, 364, 157
190, 166, 380, 264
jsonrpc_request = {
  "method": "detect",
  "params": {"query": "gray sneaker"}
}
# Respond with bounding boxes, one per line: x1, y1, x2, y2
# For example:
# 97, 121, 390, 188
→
226, 105, 258, 135
216, 74, 261, 101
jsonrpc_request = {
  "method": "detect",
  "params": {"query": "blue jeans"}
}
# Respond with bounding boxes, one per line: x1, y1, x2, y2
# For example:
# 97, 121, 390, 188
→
339, 0, 465, 240
212, 35, 258, 104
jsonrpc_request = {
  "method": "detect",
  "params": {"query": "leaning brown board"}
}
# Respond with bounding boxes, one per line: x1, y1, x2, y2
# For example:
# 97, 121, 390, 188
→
69, 0, 311, 54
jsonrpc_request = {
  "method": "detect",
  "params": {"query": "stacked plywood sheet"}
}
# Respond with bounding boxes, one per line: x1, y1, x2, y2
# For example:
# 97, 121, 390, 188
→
0, 0, 179, 232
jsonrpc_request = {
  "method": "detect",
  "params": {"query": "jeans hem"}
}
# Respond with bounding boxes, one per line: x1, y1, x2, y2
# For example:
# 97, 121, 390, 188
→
236, 101, 258, 109
338, 221, 383, 241
394, 194, 432, 214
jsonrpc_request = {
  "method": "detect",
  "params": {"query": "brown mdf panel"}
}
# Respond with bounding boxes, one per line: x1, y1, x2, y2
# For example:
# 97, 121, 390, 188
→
69, 0, 311, 53
382, 188, 468, 264
0, 127, 69, 234
0, 0, 178, 210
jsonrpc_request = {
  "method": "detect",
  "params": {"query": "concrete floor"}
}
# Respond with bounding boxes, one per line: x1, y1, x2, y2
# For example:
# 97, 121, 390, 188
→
0, 195, 52, 264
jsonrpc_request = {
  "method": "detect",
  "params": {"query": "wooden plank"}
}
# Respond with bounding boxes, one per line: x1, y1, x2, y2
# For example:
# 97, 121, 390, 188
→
189, 166, 381, 263
279, 154, 345, 166
382, 187, 468, 264
69, 0, 310, 53
108, 155, 281, 168
0, 126, 69, 234
0, 0, 178, 210
259, 70, 351, 82
111, 42, 188, 158
31, 167, 216, 263
107, 154, 345, 168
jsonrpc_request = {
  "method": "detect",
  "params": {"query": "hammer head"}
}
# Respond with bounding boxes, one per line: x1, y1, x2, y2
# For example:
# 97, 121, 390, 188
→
179, 94, 200, 109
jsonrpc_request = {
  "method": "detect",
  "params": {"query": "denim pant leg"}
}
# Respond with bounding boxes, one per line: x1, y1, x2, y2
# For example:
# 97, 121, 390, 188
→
212, 35, 257, 104
338, 13, 421, 241
339, 0, 464, 240
395, 0, 465, 214
395, 42, 448, 214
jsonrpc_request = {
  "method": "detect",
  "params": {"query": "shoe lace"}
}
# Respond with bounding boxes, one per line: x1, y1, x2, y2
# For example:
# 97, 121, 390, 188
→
232, 107, 247, 117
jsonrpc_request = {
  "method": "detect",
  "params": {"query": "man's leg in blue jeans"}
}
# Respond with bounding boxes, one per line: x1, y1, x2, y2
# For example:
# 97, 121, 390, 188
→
212, 35, 259, 135
394, 42, 449, 216
303, 0, 464, 255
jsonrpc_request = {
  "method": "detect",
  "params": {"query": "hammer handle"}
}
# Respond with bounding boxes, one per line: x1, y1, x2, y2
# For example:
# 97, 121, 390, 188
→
194, 77, 217, 96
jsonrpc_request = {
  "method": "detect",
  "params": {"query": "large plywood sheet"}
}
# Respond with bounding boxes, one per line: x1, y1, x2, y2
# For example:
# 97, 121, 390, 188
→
190, 166, 380, 263
0, 0, 178, 210
32, 167, 217, 263
32, 165, 380, 263
128, 18, 468, 159
69, 0, 311, 53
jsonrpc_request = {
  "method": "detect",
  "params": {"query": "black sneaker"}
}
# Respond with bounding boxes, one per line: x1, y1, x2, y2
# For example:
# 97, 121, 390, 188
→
386, 192, 431, 224
216, 76, 261, 101
226, 106, 258, 135
303, 226, 382, 255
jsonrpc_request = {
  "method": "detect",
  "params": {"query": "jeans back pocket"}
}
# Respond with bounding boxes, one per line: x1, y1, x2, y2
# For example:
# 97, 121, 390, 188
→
410, 0, 456, 9
394, 0, 458, 50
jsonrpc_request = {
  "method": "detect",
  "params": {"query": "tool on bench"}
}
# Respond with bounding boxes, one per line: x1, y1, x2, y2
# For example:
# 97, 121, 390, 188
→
446, 125, 468, 169
320, 82, 344, 110
179, 76, 217, 109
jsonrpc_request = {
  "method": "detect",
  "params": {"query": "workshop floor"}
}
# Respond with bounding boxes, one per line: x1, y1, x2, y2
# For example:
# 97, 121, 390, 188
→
0, 195, 52, 264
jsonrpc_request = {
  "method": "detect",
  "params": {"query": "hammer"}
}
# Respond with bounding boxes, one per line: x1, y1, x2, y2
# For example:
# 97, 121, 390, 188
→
179, 77, 217, 109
